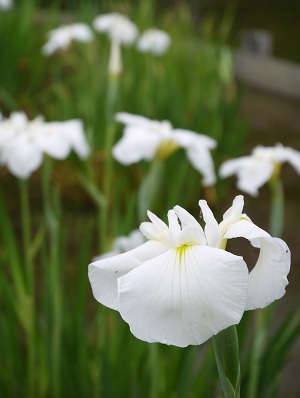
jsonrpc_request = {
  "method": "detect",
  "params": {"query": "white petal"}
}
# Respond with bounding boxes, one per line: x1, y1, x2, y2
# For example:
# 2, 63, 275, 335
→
112, 127, 161, 165
140, 211, 170, 245
238, 158, 274, 196
245, 237, 290, 310
224, 219, 290, 310
198, 200, 221, 248
88, 240, 169, 311
224, 219, 270, 241
219, 157, 249, 178
36, 125, 71, 159
219, 195, 244, 237
115, 112, 152, 128
63, 119, 90, 159
6, 141, 43, 179
118, 245, 248, 347
285, 147, 300, 174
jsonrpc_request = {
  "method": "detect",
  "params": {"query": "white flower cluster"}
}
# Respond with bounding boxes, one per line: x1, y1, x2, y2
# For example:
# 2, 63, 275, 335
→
42, 13, 171, 57
0, 112, 90, 179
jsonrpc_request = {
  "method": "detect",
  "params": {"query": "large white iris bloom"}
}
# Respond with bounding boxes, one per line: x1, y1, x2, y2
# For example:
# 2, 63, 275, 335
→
113, 112, 217, 186
89, 195, 290, 347
0, 112, 90, 179
42, 23, 93, 56
219, 144, 300, 196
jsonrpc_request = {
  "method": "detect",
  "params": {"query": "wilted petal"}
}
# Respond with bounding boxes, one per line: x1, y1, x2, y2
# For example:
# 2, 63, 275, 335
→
118, 245, 248, 347
88, 240, 169, 311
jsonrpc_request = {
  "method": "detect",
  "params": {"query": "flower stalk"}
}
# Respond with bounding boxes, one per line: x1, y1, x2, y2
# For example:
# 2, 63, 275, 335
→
19, 179, 36, 397
213, 325, 241, 398
268, 174, 284, 237
101, 74, 120, 251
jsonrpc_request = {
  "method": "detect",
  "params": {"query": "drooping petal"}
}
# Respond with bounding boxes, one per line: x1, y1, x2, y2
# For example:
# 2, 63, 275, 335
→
224, 219, 290, 309
185, 144, 217, 185
284, 147, 300, 174
112, 127, 161, 165
5, 139, 43, 179
88, 240, 169, 311
198, 200, 221, 248
223, 219, 270, 242
219, 157, 250, 178
245, 237, 290, 310
172, 130, 217, 185
118, 245, 248, 347
238, 158, 274, 196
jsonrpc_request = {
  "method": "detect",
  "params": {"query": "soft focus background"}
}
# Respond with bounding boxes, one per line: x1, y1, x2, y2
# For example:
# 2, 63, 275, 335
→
0, 0, 299, 397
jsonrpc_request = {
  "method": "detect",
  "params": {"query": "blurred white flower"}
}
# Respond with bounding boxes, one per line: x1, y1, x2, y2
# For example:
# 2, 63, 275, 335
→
93, 13, 138, 45
0, 0, 13, 10
89, 195, 290, 347
93, 13, 138, 75
219, 144, 300, 196
42, 23, 93, 56
0, 112, 90, 179
93, 229, 145, 260
137, 28, 171, 56
113, 112, 217, 186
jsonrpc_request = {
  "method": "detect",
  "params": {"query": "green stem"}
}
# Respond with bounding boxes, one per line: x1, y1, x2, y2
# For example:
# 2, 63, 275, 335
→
20, 179, 33, 292
212, 325, 241, 398
19, 179, 36, 398
42, 158, 62, 398
100, 75, 119, 251
137, 158, 164, 222
268, 177, 284, 237
149, 344, 160, 398
245, 309, 268, 398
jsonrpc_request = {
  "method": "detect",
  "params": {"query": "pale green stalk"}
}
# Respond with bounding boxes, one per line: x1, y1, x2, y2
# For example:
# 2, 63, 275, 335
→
19, 179, 36, 398
268, 176, 284, 237
100, 74, 119, 251
212, 325, 241, 398
149, 344, 160, 398
42, 157, 62, 398
137, 158, 164, 222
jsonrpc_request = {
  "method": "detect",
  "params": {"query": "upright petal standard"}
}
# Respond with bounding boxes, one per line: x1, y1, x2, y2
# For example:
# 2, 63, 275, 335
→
88, 195, 290, 347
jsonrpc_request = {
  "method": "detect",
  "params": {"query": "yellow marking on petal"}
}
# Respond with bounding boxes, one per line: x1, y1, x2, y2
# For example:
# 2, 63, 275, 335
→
175, 244, 189, 265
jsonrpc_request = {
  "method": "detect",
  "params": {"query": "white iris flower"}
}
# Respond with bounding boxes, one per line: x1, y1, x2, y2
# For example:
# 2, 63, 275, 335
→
137, 28, 171, 56
89, 195, 290, 347
113, 112, 217, 186
0, 112, 90, 179
219, 144, 300, 196
93, 13, 138, 75
42, 23, 93, 56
